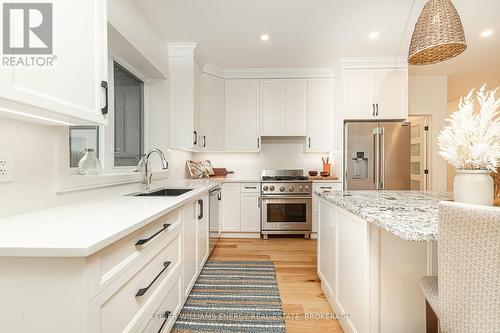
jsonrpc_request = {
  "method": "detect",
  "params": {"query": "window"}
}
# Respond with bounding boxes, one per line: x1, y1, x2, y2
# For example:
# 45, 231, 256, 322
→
113, 62, 144, 167
68, 60, 144, 170
69, 126, 99, 168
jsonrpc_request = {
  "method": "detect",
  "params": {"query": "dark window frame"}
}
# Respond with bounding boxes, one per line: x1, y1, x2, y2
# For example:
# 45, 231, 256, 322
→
112, 61, 145, 167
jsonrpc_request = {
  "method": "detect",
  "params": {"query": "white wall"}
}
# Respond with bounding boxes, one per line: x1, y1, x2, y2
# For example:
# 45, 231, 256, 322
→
408, 76, 448, 192
107, 0, 169, 75
194, 137, 339, 179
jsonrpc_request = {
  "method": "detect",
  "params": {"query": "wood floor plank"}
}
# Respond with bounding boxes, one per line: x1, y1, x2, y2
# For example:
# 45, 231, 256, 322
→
210, 238, 344, 332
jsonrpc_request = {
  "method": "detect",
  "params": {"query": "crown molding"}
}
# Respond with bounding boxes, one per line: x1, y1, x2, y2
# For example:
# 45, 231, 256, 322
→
338, 57, 408, 69
222, 67, 335, 79
166, 42, 199, 57
203, 63, 225, 78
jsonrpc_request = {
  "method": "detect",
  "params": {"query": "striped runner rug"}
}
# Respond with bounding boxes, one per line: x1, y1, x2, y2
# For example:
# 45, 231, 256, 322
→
172, 261, 286, 333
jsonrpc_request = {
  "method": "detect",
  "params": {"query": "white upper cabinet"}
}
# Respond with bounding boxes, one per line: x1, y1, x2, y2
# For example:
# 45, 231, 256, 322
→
343, 67, 408, 120
260, 80, 307, 136
373, 69, 408, 120
306, 79, 335, 152
0, 0, 108, 126
225, 79, 261, 152
168, 43, 201, 150
200, 74, 225, 151
343, 69, 374, 120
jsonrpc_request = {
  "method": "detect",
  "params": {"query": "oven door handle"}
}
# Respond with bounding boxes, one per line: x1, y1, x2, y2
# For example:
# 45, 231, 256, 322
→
261, 195, 312, 200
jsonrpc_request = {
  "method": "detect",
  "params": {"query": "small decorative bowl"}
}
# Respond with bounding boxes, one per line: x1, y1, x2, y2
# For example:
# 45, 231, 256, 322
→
308, 170, 318, 177
320, 171, 330, 177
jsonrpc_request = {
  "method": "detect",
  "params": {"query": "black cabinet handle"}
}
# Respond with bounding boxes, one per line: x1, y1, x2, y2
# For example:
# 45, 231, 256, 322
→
308, 137, 311, 149
320, 186, 333, 189
101, 81, 108, 115
203, 136, 207, 148
244, 186, 257, 189
376, 103, 379, 116
198, 199, 204, 220
372, 103, 375, 116
217, 191, 222, 201
135, 261, 172, 297
135, 224, 171, 247
157, 311, 172, 333
193, 131, 198, 145
257, 138, 260, 149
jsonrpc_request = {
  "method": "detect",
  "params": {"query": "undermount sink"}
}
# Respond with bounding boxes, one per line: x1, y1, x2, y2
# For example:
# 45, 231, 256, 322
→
131, 188, 193, 197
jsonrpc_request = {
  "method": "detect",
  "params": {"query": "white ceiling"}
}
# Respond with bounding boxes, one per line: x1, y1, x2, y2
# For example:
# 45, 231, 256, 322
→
137, 0, 500, 100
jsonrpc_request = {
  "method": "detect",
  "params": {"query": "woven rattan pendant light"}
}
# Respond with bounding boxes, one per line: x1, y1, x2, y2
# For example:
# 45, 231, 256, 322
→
408, 0, 467, 65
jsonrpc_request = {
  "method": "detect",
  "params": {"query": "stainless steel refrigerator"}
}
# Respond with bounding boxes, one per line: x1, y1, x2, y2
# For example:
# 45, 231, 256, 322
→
344, 121, 411, 190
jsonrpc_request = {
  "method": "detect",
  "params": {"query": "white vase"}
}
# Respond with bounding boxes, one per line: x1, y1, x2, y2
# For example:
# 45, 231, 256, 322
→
454, 170, 494, 206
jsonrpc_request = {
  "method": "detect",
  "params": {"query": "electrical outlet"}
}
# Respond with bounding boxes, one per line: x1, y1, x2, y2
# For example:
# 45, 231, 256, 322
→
0, 152, 13, 182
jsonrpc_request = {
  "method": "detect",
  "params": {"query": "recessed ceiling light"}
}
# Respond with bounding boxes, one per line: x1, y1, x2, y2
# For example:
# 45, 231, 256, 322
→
369, 31, 379, 40
260, 34, 269, 41
481, 29, 493, 38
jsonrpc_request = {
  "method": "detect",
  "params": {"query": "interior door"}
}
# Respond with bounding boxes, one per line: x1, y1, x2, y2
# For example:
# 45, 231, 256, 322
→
344, 122, 378, 190
380, 122, 411, 190
409, 116, 430, 190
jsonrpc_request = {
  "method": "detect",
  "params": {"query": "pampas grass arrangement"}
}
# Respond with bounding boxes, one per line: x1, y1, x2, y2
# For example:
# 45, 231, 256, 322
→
438, 85, 500, 172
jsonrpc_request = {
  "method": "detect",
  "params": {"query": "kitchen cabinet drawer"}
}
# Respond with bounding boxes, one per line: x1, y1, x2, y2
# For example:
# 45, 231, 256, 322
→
88, 227, 182, 333
141, 270, 183, 333
240, 183, 260, 193
313, 182, 342, 192
87, 210, 181, 299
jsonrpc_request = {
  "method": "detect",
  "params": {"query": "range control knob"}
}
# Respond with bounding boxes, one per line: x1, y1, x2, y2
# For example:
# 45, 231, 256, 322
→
263, 185, 269, 191
289, 186, 295, 192
269, 186, 275, 191
304, 185, 310, 191
279, 186, 286, 192
299, 185, 304, 191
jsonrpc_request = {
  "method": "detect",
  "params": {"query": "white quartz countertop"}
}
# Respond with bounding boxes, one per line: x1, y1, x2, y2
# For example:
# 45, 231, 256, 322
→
316, 190, 452, 241
0, 180, 220, 257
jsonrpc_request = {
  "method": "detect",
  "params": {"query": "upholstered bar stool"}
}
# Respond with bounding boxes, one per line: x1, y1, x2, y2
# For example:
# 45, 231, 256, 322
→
420, 201, 500, 333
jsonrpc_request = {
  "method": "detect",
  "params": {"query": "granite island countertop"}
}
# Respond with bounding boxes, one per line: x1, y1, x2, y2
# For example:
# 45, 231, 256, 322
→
315, 190, 452, 241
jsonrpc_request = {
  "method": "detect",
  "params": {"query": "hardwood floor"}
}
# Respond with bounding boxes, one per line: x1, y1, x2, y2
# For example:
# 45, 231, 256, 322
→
209, 237, 344, 333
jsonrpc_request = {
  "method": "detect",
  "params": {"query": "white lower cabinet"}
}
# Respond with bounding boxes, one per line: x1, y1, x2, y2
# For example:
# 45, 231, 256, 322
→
318, 198, 436, 333
141, 269, 183, 333
0, 190, 212, 333
89, 227, 182, 333
318, 199, 369, 333
312, 182, 342, 234
197, 194, 210, 270
221, 183, 242, 232
221, 183, 261, 235
182, 200, 198, 297
240, 185, 261, 232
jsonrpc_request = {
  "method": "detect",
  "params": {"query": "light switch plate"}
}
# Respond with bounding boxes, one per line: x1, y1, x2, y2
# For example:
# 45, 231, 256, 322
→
0, 152, 13, 182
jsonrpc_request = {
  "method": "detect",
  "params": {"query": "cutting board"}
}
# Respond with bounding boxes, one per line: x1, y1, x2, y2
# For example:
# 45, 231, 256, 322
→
308, 175, 339, 181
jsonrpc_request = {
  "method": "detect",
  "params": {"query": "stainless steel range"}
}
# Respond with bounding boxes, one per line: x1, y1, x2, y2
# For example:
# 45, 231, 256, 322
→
261, 170, 312, 239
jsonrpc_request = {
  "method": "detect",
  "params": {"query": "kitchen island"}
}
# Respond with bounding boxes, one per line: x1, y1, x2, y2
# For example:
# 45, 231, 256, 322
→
315, 190, 450, 333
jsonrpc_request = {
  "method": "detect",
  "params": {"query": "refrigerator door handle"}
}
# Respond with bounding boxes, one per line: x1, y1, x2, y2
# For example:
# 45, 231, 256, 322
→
379, 128, 384, 189
373, 131, 378, 187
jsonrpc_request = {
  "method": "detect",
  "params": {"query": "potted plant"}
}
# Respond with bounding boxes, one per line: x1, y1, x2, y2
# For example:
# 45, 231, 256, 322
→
438, 85, 500, 206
